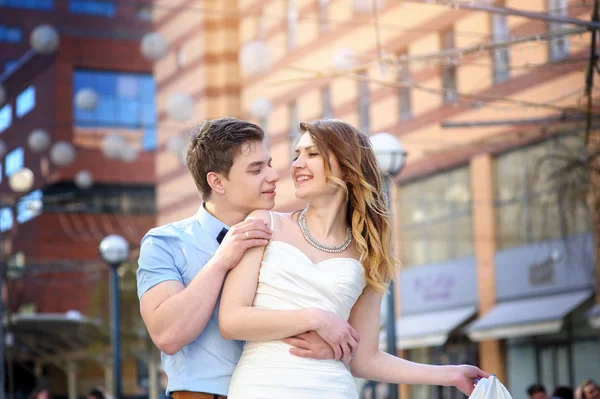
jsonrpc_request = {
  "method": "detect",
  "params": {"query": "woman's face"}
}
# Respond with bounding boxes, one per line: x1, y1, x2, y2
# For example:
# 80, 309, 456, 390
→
291, 133, 343, 201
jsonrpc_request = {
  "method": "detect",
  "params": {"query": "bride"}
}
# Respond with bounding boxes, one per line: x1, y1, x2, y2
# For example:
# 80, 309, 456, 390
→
219, 119, 489, 398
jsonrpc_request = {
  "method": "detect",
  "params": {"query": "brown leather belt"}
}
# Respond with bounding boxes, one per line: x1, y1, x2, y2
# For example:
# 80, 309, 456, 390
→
171, 391, 226, 399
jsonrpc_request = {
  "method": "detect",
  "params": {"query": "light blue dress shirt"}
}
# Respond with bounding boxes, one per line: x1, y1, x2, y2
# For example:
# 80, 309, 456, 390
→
137, 205, 244, 397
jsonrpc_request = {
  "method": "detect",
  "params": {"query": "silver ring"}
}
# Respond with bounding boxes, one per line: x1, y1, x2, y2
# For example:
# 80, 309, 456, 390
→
245, 232, 249, 239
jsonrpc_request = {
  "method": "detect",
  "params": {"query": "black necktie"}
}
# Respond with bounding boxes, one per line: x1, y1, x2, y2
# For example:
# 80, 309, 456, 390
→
216, 227, 228, 244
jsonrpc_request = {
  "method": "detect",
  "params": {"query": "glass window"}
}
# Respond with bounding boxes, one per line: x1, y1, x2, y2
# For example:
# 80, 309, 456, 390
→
398, 52, 412, 120
68, 0, 116, 17
441, 29, 458, 102
0, 25, 23, 43
358, 70, 370, 133
493, 135, 590, 249
318, 0, 329, 32
5, 147, 24, 177
288, 101, 298, 161
18, 190, 42, 224
16, 86, 35, 118
176, 47, 185, 70
399, 166, 473, 267
548, 0, 570, 61
135, 3, 152, 21
4, 60, 18, 74
491, 13, 510, 83
0, 104, 12, 133
0, 207, 13, 233
73, 70, 156, 150
286, 0, 297, 50
0, 0, 53, 10
322, 86, 333, 119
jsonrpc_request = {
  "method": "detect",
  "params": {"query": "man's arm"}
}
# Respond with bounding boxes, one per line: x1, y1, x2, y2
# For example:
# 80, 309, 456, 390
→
138, 219, 272, 355
219, 210, 360, 360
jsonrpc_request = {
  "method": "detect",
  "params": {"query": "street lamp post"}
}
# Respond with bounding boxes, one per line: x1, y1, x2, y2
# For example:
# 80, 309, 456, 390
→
99, 235, 130, 399
370, 133, 407, 399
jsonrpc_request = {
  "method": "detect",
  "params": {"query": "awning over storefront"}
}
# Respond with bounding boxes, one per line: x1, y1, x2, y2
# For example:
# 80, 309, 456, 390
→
381, 306, 477, 350
467, 290, 592, 341
586, 303, 600, 329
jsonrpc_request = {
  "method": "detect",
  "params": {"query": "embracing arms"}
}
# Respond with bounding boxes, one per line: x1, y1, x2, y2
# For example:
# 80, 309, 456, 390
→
219, 210, 360, 361
138, 219, 272, 355
348, 287, 490, 395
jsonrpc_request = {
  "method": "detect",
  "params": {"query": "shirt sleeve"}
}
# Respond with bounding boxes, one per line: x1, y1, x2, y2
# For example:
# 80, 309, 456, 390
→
136, 233, 184, 300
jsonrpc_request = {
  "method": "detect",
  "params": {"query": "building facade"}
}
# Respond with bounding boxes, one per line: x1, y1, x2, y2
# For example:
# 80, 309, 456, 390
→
152, 0, 600, 398
0, 1, 157, 398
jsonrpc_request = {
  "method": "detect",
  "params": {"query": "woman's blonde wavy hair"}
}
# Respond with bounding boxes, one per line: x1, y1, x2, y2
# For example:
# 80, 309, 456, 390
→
298, 119, 397, 293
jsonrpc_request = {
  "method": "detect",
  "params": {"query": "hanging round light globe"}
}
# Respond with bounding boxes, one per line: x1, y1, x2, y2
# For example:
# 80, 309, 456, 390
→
332, 47, 357, 70
50, 141, 76, 167
250, 97, 272, 119
166, 136, 188, 157
0, 85, 5, 106
239, 40, 272, 76
101, 134, 126, 160
74, 88, 98, 111
9, 168, 35, 193
369, 132, 406, 175
120, 145, 138, 163
140, 32, 169, 61
166, 93, 195, 122
30, 24, 60, 54
28, 129, 51, 153
351, 0, 387, 12
75, 170, 93, 190
0, 140, 8, 159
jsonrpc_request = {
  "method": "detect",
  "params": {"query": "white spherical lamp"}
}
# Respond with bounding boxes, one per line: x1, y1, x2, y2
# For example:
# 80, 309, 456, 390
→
101, 134, 126, 160
166, 93, 194, 122
167, 136, 188, 156
120, 145, 138, 163
239, 40, 272, 76
369, 132, 406, 175
75, 88, 98, 111
140, 32, 169, 61
30, 24, 60, 54
332, 48, 357, 70
351, 0, 387, 13
75, 170, 93, 190
250, 97, 272, 119
9, 168, 34, 193
50, 141, 76, 167
0, 85, 5, 106
99, 234, 130, 266
28, 129, 51, 153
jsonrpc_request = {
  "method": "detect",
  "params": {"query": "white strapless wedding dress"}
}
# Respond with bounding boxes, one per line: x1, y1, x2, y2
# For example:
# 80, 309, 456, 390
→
227, 240, 367, 399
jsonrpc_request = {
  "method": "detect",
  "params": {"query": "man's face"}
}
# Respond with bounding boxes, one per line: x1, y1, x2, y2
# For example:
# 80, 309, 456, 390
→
221, 140, 279, 215
531, 391, 548, 399
584, 384, 600, 399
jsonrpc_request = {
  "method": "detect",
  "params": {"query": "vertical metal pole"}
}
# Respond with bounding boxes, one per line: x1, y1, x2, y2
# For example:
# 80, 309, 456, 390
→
384, 177, 399, 399
0, 254, 5, 399
109, 265, 122, 399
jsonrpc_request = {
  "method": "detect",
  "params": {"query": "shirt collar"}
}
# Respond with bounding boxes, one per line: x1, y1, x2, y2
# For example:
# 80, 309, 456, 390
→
195, 203, 230, 241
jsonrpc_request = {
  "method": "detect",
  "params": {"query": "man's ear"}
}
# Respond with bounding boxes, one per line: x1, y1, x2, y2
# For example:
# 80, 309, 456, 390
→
207, 172, 226, 195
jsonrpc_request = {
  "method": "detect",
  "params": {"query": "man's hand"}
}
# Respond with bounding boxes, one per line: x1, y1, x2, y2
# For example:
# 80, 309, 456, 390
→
283, 331, 355, 366
214, 219, 272, 271
310, 309, 360, 362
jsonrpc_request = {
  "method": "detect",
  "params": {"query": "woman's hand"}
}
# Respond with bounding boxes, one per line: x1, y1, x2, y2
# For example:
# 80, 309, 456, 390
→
311, 308, 360, 361
449, 365, 491, 396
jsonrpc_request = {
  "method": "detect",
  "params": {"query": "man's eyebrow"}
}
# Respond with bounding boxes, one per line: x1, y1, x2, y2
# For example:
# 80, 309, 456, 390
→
247, 158, 272, 168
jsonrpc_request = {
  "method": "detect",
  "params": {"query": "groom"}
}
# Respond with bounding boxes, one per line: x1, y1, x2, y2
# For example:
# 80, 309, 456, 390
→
137, 117, 358, 399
